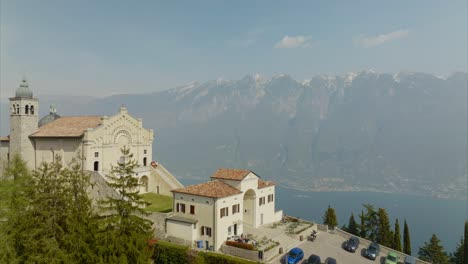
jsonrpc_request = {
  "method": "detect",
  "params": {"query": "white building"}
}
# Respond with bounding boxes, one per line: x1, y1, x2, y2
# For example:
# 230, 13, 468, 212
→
166, 168, 283, 251
0, 78, 183, 195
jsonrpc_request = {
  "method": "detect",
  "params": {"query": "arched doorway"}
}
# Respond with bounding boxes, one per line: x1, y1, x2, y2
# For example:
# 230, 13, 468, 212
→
243, 189, 256, 227
139, 176, 149, 193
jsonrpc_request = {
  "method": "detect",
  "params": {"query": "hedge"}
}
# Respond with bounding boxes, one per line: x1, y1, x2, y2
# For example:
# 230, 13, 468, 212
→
152, 241, 259, 264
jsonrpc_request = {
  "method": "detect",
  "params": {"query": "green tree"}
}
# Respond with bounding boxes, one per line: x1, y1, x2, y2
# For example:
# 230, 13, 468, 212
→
403, 219, 412, 255
0, 155, 33, 263
322, 205, 338, 229
97, 146, 153, 263
377, 208, 392, 247
464, 221, 468, 264
393, 219, 402, 251
449, 237, 464, 264
346, 213, 359, 236
18, 157, 99, 263
362, 204, 379, 241
360, 210, 367, 239
418, 234, 449, 264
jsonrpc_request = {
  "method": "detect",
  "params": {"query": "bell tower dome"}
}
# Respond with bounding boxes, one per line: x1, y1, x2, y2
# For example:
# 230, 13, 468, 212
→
9, 77, 39, 168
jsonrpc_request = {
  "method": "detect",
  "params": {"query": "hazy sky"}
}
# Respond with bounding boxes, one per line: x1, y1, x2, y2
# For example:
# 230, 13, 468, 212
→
0, 0, 466, 97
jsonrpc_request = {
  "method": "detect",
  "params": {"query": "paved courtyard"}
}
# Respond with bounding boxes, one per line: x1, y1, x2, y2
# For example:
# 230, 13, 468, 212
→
269, 231, 396, 264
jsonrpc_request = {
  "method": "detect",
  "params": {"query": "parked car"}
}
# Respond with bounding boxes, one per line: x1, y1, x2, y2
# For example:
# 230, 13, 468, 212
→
304, 254, 321, 264
324, 257, 337, 264
403, 255, 417, 264
364, 242, 380, 260
343, 236, 360, 253
385, 251, 399, 264
285, 247, 304, 264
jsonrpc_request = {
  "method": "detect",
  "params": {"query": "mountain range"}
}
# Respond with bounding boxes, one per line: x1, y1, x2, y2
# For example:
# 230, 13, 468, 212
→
1, 71, 466, 199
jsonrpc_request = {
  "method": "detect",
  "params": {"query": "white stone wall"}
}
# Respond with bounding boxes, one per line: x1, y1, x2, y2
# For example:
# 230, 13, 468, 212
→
170, 192, 216, 247
255, 186, 276, 226
239, 173, 259, 192
9, 97, 38, 169
166, 221, 195, 243
0, 141, 9, 174
82, 107, 153, 176
34, 138, 82, 168
214, 193, 244, 250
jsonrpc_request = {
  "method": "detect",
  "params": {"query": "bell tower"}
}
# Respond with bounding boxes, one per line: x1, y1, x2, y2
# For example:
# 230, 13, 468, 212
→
9, 78, 38, 168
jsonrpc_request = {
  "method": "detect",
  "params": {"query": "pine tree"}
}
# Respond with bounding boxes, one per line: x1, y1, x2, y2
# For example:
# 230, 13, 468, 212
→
403, 219, 412, 255
377, 208, 392, 247
98, 146, 153, 263
393, 219, 402, 251
464, 221, 467, 264
322, 205, 338, 229
418, 234, 449, 264
360, 210, 367, 239
0, 155, 33, 262
449, 237, 464, 264
346, 213, 359, 236
363, 204, 379, 241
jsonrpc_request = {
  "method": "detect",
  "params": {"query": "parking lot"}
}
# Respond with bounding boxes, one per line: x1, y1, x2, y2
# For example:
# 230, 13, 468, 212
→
269, 231, 399, 264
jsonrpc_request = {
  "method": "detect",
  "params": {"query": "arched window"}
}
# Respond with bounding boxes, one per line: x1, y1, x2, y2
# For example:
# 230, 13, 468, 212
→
94, 161, 99, 171
30, 105, 34, 115
25, 105, 29, 114
15, 104, 20, 114
143, 157, 147, 166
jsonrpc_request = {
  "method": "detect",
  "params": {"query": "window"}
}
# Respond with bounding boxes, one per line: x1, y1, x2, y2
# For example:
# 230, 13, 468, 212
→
259, 197, 266, 206
228, 226, 232, 235
144, 149, 147, 154
94, 152, 99, 158
30, 105, 34, 115
16, 104, 20, 114
201, 226, 212, 237
143, 157, 147, 166
190, 205, 195, 215
268, 194, 274, 203
232, 204, 240, 214
25, 105, 29, 114
176, 203, 186, 213
93, 161, 99, 171
220, 207, 229, 218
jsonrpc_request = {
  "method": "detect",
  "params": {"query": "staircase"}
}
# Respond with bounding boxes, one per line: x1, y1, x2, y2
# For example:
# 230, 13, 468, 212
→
150, 163, 184, 190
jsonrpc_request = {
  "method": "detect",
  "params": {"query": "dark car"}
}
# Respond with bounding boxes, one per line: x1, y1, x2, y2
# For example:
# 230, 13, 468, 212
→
364, 242, 380, 260
325, 258, 337, 264
343, 236, 360, 252
285, 247, 304, 264
304, 254, 321, 264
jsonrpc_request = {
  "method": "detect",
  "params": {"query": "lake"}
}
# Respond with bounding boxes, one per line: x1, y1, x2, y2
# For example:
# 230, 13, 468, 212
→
179, 178, 467, 253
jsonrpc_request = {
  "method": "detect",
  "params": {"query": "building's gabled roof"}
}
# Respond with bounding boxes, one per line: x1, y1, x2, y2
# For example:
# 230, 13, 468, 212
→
258, 179, 275, 189
210, 168, 257, 181
172, 180, 242, 198
30, 116, 102, 137
0, 135, 10, 141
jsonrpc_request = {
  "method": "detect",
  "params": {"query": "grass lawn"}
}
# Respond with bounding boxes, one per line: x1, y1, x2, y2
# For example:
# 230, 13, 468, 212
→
140, 193, 173, 213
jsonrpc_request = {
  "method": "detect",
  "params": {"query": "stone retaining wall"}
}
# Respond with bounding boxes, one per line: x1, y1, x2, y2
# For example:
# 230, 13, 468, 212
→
221, 244, 260, 262
146, 212, 171, 239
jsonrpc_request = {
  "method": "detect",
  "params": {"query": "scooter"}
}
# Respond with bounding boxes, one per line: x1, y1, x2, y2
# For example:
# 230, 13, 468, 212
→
308, 230, 318, 241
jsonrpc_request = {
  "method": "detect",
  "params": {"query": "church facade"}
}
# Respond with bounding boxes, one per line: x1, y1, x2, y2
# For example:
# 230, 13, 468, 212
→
0, 78, 183, 195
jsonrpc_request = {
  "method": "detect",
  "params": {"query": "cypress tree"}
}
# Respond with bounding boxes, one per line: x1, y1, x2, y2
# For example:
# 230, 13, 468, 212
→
377, 208, 392, 247
360, 210, 367, 239
418, 234, 449, 264
347, 213, 359, 236
98, 146, 153, 263
403, 219, 412, 255
363, 204, 379, 241
322, 205, 338, 229
393, 219, 402, 251
450, 237, 464, 264
464, 221, 468, 264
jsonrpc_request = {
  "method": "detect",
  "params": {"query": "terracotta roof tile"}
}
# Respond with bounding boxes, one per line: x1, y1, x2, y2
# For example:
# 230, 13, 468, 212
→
0, 135, 10, 141
210, 168, 254, 181
258, 179, 275, 189
172, 180, 241, 198
30, 116, 102, 137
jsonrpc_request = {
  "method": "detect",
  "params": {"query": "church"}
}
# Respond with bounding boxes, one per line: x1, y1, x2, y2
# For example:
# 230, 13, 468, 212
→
0, 78, 183, 195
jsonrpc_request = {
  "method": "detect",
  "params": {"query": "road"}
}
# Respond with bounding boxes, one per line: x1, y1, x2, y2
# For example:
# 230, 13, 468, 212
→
269, 231, 395, 264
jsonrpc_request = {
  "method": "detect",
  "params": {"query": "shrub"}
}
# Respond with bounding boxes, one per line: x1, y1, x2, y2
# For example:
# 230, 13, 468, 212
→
225, 241, 255, 250
152, 241, 190, 264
